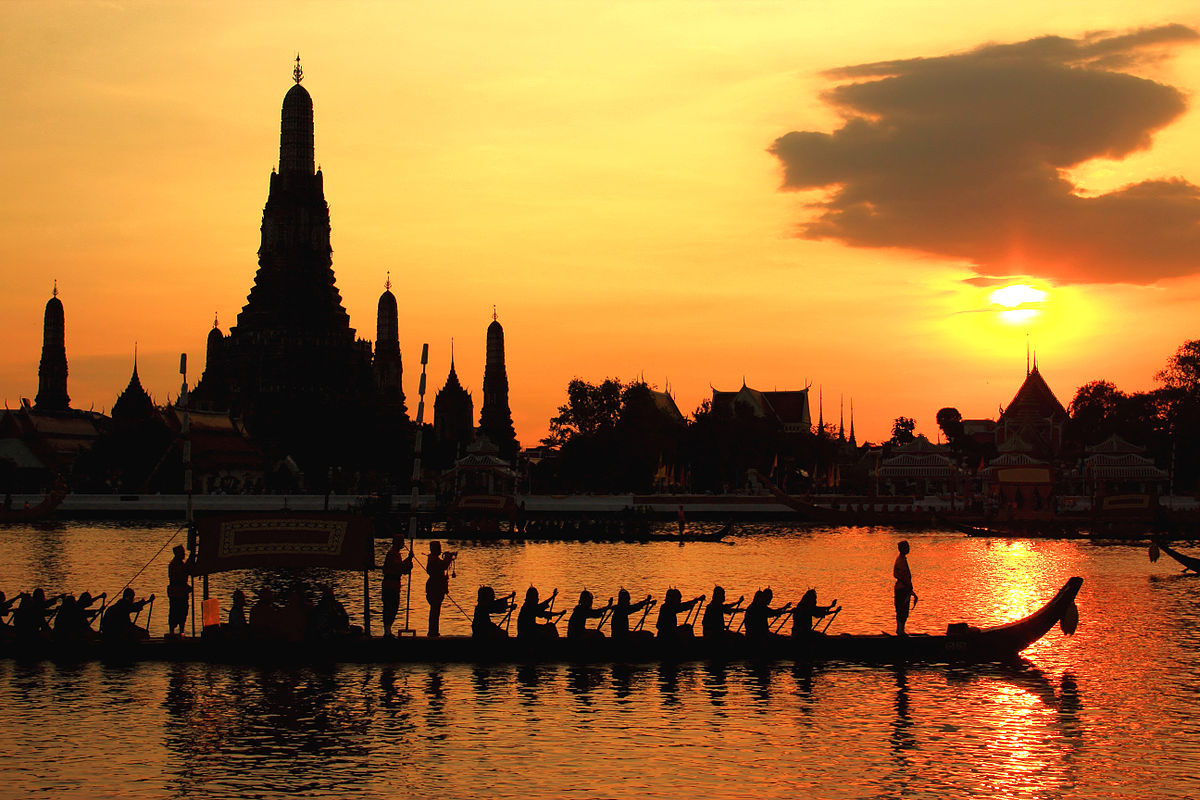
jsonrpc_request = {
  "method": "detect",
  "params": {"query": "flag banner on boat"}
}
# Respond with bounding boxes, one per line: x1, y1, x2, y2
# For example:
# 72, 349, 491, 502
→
196, 513, 376, 574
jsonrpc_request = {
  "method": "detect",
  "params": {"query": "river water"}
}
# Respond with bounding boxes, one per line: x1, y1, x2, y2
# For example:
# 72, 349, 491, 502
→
1, 522, 1198, 799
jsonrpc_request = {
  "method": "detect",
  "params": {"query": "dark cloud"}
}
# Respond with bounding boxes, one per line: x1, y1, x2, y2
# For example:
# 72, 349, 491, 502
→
770, 25, 1200, 285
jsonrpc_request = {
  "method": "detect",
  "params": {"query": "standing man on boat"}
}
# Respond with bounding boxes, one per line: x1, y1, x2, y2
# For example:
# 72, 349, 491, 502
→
382, 535, 414, 638
425, 541, 456, 637
893, 540, 918, 636
166, 544, 195, 638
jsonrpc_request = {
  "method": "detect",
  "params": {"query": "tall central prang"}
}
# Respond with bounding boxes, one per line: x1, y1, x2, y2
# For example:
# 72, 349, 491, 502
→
194, 58, 377, 473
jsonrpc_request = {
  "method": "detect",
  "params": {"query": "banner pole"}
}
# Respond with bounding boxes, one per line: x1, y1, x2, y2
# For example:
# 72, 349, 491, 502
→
400, 344, 429, 637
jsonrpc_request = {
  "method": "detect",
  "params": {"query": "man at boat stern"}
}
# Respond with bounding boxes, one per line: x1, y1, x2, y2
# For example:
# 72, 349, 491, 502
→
167, 544, 196, 638
893, 540, 918, 636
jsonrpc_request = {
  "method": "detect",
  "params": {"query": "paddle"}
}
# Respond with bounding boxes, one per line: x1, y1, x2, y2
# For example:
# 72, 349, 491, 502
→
634, 599, 657, 632
818, 606, 841, 634
684, 596, 706, 628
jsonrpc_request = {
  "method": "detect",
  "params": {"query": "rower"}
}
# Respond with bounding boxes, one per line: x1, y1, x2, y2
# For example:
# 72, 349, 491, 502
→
610, 589, 654, 643
655, 588, 704, 639
702, 585, 743, 639
53, 591, 105, 643
100, 588, 154, 642
472, 586, 515, 640
567, 590, 613, 641
517, 586, 561, 640
790, 589, 838, 638
13, 588, 61, 641
743, 588, 790, 641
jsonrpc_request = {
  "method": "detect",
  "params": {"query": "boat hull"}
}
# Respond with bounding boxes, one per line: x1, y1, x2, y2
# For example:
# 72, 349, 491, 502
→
1, 578, 1082, 666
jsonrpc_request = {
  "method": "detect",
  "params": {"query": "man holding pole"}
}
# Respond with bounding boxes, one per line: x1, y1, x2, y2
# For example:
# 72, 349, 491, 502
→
166, 544, 195, 638
381, 534, 413, 637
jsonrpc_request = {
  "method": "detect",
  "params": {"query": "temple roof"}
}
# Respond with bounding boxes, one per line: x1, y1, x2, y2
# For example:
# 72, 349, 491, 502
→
112, 364, 155, 422
1000, 366, 1067, 424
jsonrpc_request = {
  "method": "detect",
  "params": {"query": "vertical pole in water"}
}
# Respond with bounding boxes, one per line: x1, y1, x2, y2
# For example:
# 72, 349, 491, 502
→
180, 353, 199, 639
403, 344, 429, 636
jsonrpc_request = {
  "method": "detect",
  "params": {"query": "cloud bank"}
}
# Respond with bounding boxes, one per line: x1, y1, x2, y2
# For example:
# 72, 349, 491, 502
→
770, 25, 1200, 285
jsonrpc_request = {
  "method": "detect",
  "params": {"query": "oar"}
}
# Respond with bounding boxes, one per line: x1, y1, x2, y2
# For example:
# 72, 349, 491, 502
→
144, 597, 155, 634
634, 599, 656, 632
771, 607, 792, 634
725, 607, 744, 631
819, 607, 841, 633
684, 597, 705, 628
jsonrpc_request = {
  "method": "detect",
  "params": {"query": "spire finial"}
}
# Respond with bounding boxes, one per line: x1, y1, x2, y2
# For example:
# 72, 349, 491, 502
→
212, 312, 219, 329
293, 53, 303, 84
52, 279, 58, 299
492, 304, 497, 322
134, 342, 138, 370
385, 271, 391, 292
451, 337, 455, 365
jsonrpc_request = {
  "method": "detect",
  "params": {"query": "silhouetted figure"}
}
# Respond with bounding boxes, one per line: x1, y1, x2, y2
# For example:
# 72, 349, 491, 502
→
0, 591, 18, 636
425, 541, 456, 637
100, 588, 153, 642
472, 586, 515, 640
702, 585, 744, 639
53, 591, 104, 643
280, 586, 311, 642
791, 589, 838, 638
226, 589, 248, 632
166, 544, 196, 637
381, 535, 413, 637
249, 587, 280, 639
656, 588, 704, 640
567, 590, 613, 641
310, 586, 353, 640
14, 588, 61, 641
743, 588, 790, 641
894, 540, 918, 636
676, 505, 686, 536
610, 589, 654, 643
517, 587, 560, 640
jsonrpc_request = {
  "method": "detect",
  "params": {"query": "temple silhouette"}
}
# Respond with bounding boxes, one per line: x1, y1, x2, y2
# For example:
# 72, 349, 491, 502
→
189, 59, 519, 479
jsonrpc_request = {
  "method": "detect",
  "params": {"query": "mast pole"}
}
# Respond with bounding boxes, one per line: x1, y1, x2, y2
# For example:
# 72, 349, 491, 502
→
402, 343, 429, 636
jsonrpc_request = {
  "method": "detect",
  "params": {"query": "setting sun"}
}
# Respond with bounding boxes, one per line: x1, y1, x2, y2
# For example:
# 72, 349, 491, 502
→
992, 284, 1047, 324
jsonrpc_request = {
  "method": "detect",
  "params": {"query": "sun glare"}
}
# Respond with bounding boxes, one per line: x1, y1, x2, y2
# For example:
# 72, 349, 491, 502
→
991, 284, 1046, 324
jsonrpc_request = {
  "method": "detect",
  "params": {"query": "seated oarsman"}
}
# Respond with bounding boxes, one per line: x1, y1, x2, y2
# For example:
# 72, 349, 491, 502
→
13, 588, 62, 641
472, 586, 515, 640
309, 586, 355, 641
743, 588, 790, 642
248, 587, 279, 639
0, 591, 17, 642
53, 591, 104, 643
566, 590, 613, 641
609, 589, 654, 643
100, 588, 154, 643
279, 586, 311, 643
701, 585, 744, 640
790, 589, 838, 639
655, 588, 704, 640
517, 587, 561, 641
227, 589, 248, 629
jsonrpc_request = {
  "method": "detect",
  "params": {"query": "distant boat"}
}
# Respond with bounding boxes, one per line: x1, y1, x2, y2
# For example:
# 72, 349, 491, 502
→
0, 481, 67, 524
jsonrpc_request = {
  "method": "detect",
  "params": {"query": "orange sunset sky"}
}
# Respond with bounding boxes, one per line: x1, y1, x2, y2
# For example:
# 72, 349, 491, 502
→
4, 2, 1200, 446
